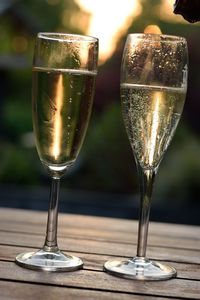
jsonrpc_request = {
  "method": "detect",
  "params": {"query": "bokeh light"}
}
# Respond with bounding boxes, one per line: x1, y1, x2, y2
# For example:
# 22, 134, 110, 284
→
75, 0, 142, 63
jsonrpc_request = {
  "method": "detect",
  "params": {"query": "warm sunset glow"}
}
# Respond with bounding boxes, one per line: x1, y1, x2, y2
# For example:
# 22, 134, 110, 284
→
75, 0, 142, 63
51, 75, 63, 159
156, 0, 184, 23
156, 0, 199, 25
144, 25, 162, 34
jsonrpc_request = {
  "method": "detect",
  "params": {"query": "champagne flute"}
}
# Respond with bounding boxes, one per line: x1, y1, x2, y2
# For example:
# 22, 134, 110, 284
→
104, 34, 188, 280
15, 33, 98, 271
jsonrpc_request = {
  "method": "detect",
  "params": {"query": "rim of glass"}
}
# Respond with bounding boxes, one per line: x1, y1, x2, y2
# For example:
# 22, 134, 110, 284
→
127, 33, 186, 42
37, 32, 98, 43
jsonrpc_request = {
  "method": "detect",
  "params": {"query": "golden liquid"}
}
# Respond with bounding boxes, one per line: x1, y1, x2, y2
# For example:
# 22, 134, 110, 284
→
32, 67, 96, 171
121, 84, 186, 169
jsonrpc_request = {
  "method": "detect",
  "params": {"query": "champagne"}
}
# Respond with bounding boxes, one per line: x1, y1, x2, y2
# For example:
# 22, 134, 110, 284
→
32, 67, 96, 170
121, 84, 186, 169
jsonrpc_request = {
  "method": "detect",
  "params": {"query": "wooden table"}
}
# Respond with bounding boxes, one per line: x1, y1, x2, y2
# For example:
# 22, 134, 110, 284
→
0, 208, 199, 299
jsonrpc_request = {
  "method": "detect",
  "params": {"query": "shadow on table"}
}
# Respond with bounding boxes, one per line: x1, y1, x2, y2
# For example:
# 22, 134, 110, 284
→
0, 184, 199, 226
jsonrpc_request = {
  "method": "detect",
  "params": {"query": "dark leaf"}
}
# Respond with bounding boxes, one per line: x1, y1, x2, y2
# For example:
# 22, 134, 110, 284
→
174, 0, 200, 23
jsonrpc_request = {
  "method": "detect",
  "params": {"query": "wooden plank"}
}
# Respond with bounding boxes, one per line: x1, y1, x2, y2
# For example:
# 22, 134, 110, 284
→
0, 231, 199, 264
0, 261, 199, 299
0, 208, 199, 240
0, 244, 200, 281
0, 208, 199, 299
0, 280, 181, 300
0, 221, 199, 251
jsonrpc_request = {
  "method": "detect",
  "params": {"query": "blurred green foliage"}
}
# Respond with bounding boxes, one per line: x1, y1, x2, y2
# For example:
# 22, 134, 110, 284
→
71, 104, 138, 193
155, 124, 200, 204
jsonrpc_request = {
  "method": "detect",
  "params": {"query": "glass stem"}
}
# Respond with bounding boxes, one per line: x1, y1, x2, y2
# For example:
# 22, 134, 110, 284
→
136, 166, 156, 258
43, 177, 60, 252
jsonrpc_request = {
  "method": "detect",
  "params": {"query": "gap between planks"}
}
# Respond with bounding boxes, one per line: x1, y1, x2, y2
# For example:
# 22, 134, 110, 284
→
0, 261, 199, 299
0, 245, 199, 281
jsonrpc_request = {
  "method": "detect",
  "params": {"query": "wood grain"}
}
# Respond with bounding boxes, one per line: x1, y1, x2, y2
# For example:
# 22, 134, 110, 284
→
0, 208, 199, 300
0, 281, 182, 300
0, 230, 199, 264
0, 220, 199, 251
0, 244, 199, 280
0, 261, 199, 299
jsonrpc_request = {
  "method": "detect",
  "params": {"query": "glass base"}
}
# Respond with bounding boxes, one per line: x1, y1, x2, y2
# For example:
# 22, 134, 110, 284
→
104, 257, 176, 280
15, 249, 83, 272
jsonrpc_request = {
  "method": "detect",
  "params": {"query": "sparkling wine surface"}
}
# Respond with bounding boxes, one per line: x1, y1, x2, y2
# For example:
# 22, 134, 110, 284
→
121, 83, 186, 169
32, 67, 96, 169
